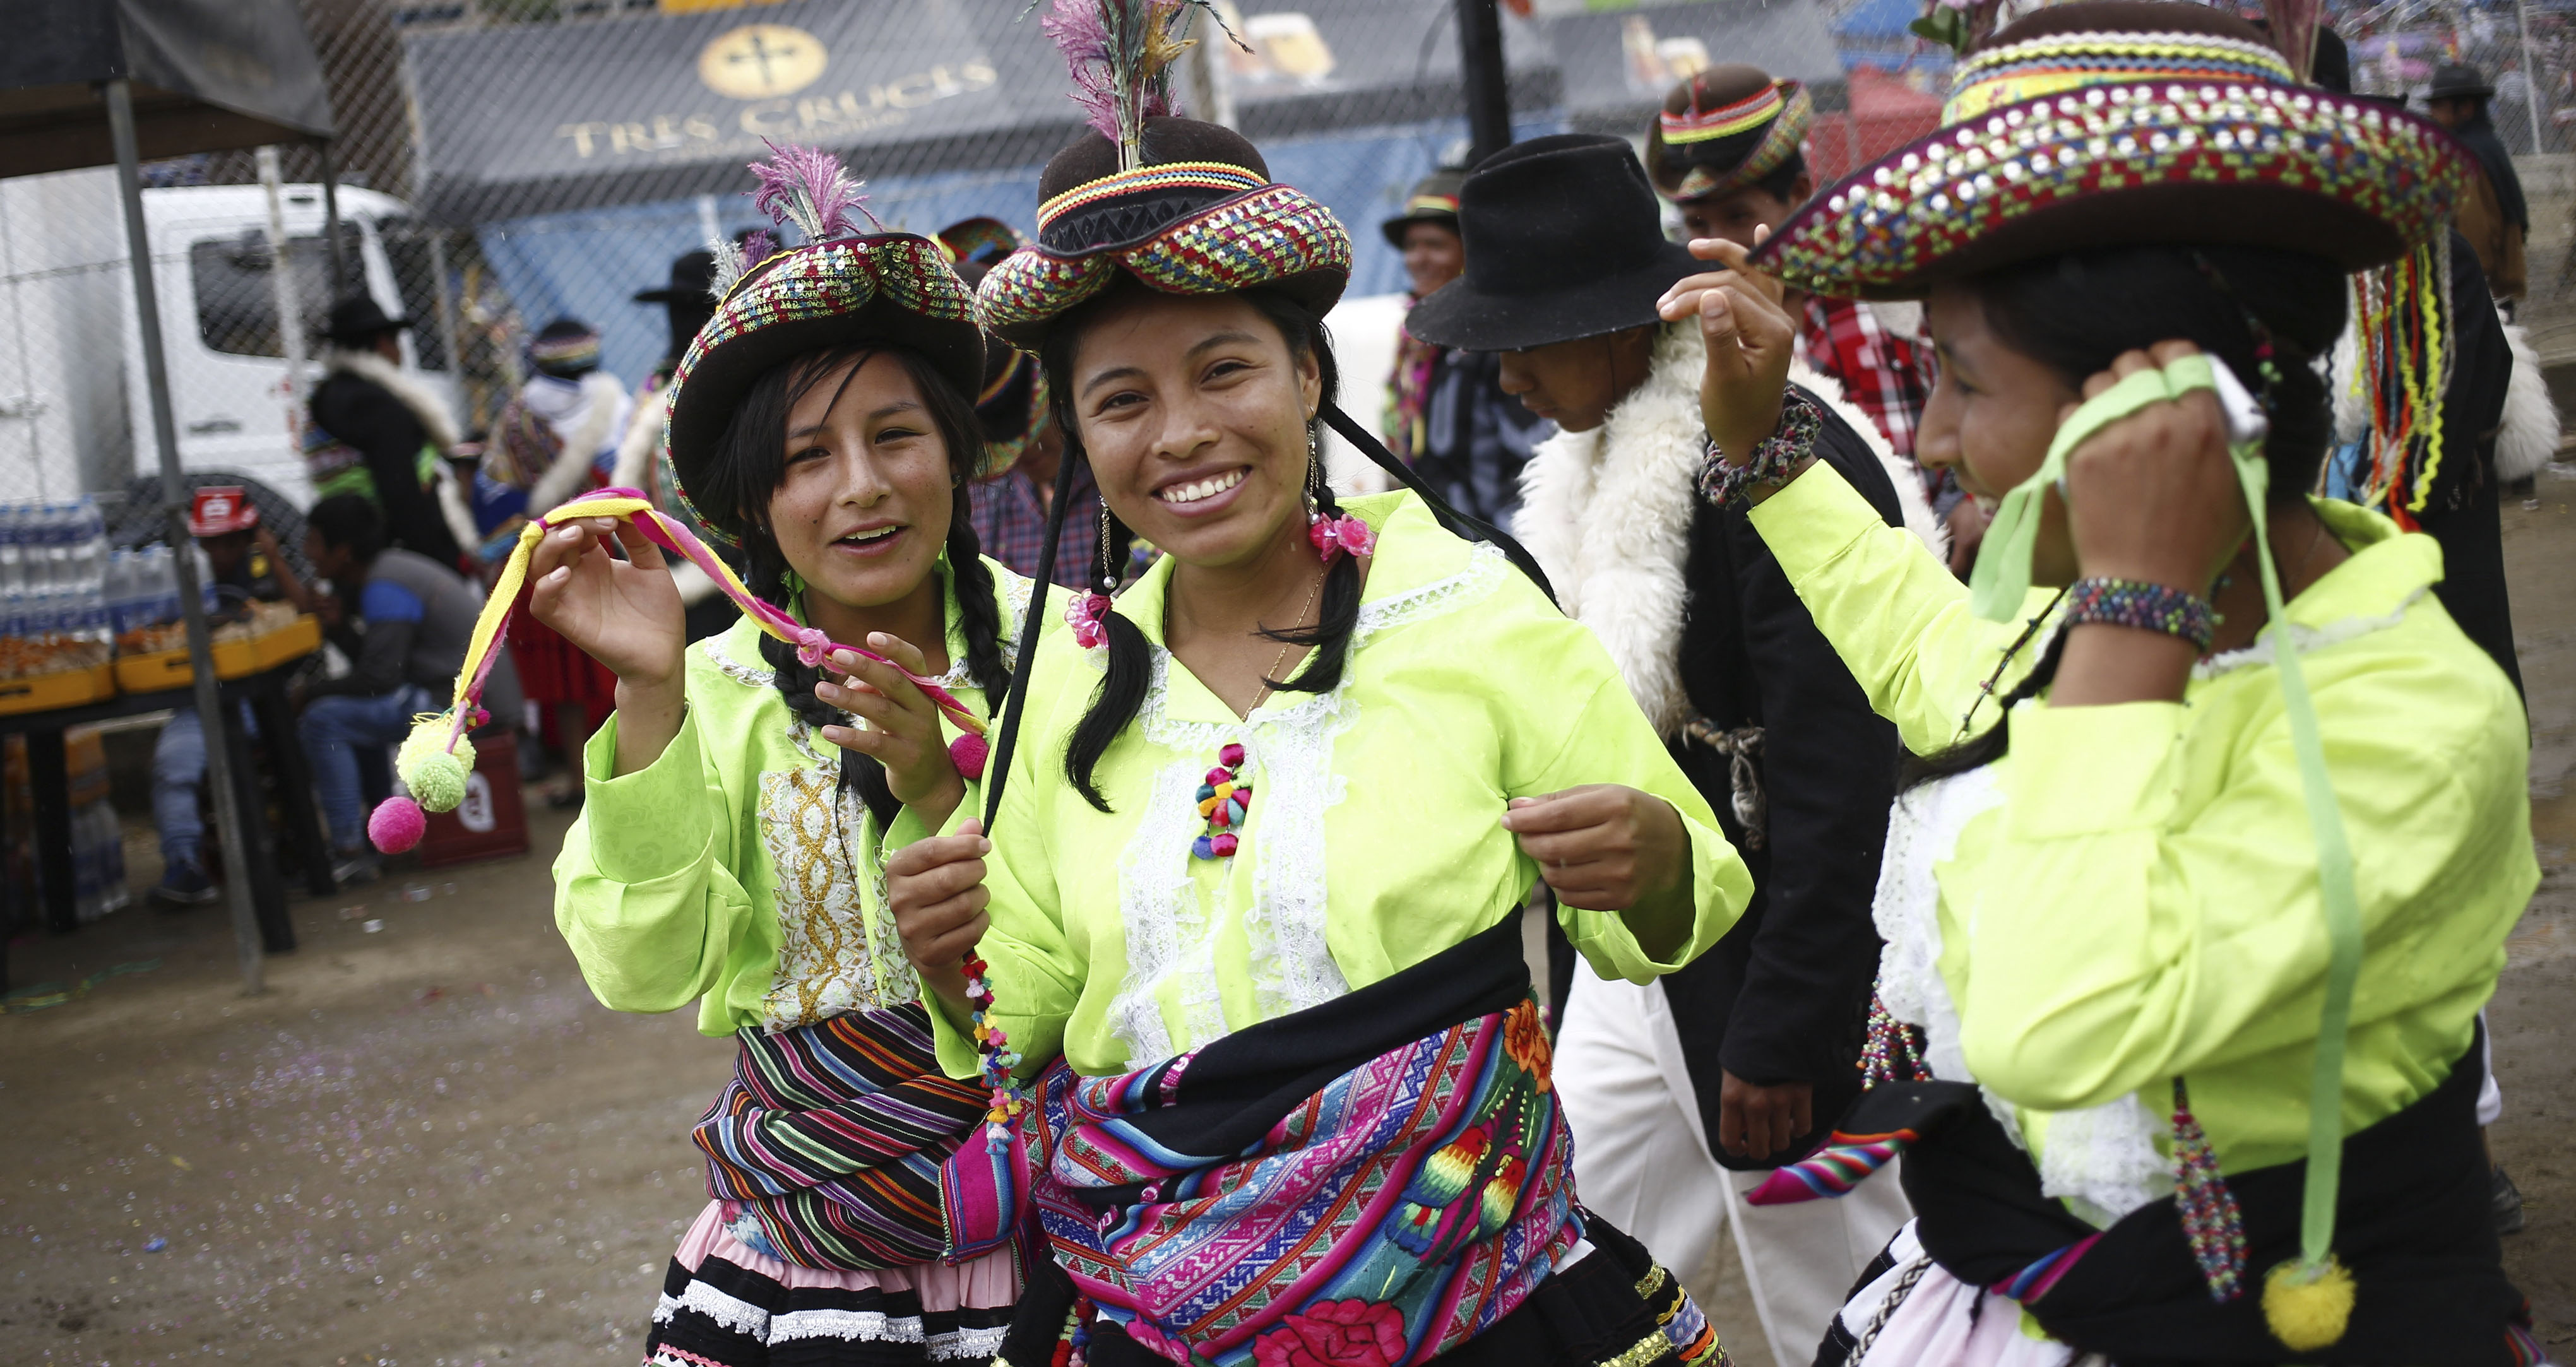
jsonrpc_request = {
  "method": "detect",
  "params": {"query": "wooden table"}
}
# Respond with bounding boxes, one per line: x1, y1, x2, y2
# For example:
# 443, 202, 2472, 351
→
0, 654, 331, 987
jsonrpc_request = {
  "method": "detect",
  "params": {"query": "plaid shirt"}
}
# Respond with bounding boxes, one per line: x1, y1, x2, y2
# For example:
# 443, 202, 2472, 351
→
1795, 296, 1935, 461
968, 461, 1101, 589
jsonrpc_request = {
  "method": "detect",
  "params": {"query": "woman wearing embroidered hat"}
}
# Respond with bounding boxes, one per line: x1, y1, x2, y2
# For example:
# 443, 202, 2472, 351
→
1659, 3, 2543, 1362
880, 6, 1750, 1366
531, 143, 1033, 1366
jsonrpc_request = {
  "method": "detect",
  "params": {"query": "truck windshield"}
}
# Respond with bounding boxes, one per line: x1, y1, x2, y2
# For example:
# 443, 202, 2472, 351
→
189, 224, 362, 359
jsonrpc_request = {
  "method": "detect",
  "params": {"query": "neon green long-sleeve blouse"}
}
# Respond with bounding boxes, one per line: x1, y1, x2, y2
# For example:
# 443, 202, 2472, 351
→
552, 560, 1026, 1037
1748, 464, 2536, 1174
918, 490, 1755, 1080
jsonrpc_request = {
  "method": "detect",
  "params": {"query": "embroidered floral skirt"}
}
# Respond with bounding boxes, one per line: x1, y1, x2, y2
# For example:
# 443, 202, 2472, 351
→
645, 1200, 1018, 1366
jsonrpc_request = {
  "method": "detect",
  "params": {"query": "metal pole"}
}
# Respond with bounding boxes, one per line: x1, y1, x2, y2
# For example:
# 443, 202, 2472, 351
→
1456, 0, 1512, 167
104, 78, 264, 997
257, 147, 310, 410
319, 141, 348, 297
1183, 10, 1238, 130
2514, 0, 2546, 151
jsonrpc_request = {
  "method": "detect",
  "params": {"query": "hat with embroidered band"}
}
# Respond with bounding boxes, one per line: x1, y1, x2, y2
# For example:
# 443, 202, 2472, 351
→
661, 142, 985, 545
1645, 66, 1814, 203
939, 216, 1026, 269
1747, 1, 2476, 302
1403, 133, 1701, 354
1380, 169, 1466, 247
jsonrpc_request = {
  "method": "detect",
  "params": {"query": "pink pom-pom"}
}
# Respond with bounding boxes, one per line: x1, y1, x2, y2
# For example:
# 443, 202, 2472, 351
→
368, 796, 427, 853
949, 733, 990, 781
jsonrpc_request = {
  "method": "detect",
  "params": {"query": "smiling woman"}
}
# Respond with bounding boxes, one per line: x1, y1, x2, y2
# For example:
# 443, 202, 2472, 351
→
536, 144, 1035, 1367
871, 11, 1754, 1364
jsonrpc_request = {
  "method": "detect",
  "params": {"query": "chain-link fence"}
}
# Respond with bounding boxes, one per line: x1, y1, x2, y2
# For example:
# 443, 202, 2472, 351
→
3, 0, 2568, 521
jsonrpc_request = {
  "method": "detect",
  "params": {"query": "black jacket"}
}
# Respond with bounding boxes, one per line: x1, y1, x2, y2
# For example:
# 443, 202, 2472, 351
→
1665, 394, 1911, 1169
309, 369, 465, 569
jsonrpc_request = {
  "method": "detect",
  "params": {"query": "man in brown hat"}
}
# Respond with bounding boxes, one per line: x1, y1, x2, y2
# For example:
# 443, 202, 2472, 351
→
1381, 169, 1551, 530
1646, 66, 1986, 572
2424, 62, 2529, 303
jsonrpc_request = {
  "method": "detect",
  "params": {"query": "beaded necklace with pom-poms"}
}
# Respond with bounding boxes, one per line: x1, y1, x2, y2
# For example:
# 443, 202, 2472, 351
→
1189, 565, 1320, 860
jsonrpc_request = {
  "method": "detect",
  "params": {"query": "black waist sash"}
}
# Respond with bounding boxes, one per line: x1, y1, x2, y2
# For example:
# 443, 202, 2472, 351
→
1859, 1024, 2517, 1365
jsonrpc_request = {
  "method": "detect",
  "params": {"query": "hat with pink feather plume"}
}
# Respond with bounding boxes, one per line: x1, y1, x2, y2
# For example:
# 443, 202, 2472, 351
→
663, 141, 987, 544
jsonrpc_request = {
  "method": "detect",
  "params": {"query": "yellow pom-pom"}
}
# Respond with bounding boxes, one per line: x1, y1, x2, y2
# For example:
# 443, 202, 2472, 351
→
395, 715, 477, 814
2262, 1255, 2354, 1353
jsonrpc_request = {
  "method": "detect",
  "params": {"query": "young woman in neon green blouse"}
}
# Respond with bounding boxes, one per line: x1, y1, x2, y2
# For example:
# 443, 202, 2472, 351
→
1655, 4, 2542, 1361
883, 111, 1748, 1365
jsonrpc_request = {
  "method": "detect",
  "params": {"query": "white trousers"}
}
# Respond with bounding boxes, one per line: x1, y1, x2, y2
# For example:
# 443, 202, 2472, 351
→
1557, 960, 1914, 1367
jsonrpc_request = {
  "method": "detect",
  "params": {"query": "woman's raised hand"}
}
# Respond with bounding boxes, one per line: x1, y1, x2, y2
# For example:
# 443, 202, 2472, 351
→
1659, 233, 1798, 465
816, 633, 966, 827
528, 516, 687, 689
2060, 341, 2248, 591
885, 819, 990, 1020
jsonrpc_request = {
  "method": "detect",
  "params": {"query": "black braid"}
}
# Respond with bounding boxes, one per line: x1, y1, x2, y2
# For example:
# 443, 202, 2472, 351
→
1896, 625, 2072, 791
747, 536, 903, 831
945, 483, 1014, 701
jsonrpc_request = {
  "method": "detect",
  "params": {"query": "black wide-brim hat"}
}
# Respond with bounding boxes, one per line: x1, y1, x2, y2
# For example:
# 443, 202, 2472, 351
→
1405, 133, 1700, 353
323, 293, 410, 345
663, 234, 985, 542
1380, 169, 1465, 248
1749, 1, 2476, 300
636, 249, 716, 305
975, 118, 1353, 350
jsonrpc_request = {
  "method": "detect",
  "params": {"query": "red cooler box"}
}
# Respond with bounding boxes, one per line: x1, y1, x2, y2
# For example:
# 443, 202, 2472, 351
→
416, 730, 530, 867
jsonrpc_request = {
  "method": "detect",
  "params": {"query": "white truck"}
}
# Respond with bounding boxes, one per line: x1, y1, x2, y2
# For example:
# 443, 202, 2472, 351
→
0, 169, 456, 506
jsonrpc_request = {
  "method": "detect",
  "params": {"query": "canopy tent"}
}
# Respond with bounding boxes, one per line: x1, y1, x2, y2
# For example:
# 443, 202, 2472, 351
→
0, 0, 333, 178
0, 0, 340, 995
400, 0, 1832, 226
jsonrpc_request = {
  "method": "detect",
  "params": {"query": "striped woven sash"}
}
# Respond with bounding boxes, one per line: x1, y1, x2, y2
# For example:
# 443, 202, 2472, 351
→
694, 1001, 988, 1271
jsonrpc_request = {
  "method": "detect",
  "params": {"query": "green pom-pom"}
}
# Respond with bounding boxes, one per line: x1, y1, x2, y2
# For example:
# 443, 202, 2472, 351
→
396, 715, 477, 814
2262, 1255, 2354, 1352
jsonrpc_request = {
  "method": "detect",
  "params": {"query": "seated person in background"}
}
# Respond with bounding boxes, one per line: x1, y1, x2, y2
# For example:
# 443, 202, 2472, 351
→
298, 494, 519, 886
150, 487, 309, 908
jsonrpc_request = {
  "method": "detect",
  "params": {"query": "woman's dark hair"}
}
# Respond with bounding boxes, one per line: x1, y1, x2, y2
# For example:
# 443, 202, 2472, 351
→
1038, 280, 1358, 811
1753, 150, 1807, 205
701, 342, 1011, 829
1903, 241, 2347, 788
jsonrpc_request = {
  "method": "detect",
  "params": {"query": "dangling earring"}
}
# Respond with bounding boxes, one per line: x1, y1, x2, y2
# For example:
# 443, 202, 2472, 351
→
1303, 425, 1375, 564
1065, 502, 1115, 650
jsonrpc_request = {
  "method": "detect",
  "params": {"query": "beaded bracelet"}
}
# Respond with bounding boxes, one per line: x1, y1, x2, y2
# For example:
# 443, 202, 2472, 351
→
2063, 576, 2220, 651
1695, 391, 1824, 508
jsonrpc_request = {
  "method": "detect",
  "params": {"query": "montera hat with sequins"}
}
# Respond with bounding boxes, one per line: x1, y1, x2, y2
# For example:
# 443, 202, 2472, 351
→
1645, 66, 1815, 203
1404, 134, 1701, 353
1749, 2, 2476, 300
663, 144, 985, 543
1380, 169, 1466, 247
975, 117, 1352, 350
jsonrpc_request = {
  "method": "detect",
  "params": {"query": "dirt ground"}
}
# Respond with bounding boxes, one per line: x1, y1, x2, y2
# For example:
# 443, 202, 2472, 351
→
2, 472, 2573, 1367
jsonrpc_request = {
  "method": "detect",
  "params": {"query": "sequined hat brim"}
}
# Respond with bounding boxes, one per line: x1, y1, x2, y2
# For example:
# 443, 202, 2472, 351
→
976, 181, 1354, 350
663, 235, 984, 544
1752, 79, 2476, 301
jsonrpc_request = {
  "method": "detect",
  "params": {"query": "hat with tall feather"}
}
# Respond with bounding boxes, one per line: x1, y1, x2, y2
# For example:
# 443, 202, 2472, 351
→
1748, 1, 2476, 300
662, 142, 986, 544
973, 1, 1352, 350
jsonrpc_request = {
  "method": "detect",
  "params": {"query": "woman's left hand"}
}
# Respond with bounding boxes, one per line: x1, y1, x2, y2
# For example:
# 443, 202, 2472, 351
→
815, 633, 965, 825
1503, 785, 1689, 912
2062, 340, 2248, 590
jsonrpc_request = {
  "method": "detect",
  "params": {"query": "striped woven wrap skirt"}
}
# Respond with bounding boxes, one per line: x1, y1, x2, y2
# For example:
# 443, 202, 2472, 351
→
641, 1003, 1018, 1366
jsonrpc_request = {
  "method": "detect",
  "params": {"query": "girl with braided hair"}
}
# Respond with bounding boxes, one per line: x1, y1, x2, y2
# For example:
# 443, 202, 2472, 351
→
881, 7, 1756, 1365
541, 145, 1033, 1366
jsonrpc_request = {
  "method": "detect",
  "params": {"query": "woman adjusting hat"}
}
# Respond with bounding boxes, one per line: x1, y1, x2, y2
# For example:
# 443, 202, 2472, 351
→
886, 4, 1751, 1364
1671, 3, 2540, 1362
